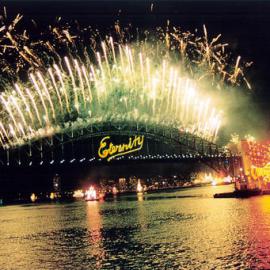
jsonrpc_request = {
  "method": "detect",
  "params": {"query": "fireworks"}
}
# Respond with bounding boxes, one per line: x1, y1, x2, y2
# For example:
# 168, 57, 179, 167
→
0, 8, 251, 149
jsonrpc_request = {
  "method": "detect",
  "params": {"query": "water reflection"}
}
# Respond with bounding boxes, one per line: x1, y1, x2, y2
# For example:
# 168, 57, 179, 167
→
247, 196, 270, 269
136, 194, 148, 231
137, 192, 144, 202
86, 201, 104, 269
2, 185, 270, 269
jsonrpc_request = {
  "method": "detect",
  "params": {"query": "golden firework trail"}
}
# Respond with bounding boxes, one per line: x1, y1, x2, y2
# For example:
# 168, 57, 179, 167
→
0, 41, 222, 149
0, 8, 251, 149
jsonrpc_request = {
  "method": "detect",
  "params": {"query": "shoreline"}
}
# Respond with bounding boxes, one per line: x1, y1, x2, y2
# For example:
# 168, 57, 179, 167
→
0, 183, 231, 206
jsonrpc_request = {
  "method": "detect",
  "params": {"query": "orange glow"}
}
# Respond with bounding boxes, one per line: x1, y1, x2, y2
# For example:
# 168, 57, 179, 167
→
194, 173, 232, 186
98, 191, 105, 201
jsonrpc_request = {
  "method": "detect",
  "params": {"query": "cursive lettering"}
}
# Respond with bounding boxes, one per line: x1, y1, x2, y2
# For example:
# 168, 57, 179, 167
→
98, 135, 144, 161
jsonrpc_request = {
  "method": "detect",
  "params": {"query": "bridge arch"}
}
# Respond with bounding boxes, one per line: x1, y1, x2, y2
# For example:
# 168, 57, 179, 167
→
0, 121, 238, 174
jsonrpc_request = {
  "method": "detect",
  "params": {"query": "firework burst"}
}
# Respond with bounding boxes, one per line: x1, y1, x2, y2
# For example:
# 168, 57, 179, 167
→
0, 8, 251, 149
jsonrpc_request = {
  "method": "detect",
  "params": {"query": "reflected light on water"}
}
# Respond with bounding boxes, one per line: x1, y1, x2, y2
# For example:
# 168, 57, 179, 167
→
247, 196, 270, 269
2, 185, 270, 269
137, 193, 144, 202
86, 201, 105, 269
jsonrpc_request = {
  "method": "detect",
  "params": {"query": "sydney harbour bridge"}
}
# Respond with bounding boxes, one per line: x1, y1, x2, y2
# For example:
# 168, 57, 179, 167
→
0, 29, 245, 177
0, 121, 241, 176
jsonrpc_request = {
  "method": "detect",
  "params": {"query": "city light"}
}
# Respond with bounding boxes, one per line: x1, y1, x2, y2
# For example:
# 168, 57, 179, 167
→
137, 179, 143, 193
112, 186, 118, 195
73, 189, 84, 198
30, 193, 37, 202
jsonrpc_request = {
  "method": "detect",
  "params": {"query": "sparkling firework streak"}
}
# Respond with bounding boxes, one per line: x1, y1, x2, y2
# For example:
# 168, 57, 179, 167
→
0, 43, 222, 148
0, 9, 251, 149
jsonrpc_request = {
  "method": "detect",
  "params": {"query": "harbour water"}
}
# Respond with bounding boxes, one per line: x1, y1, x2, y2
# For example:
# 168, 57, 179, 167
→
1, 184, 270, 269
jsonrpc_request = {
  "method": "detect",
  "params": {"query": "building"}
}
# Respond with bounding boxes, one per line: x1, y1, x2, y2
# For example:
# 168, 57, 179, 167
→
237, 140, 270, 191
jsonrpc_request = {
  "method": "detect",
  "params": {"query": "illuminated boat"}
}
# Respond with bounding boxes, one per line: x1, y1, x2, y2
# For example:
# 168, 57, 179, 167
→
85, 186, 98, 201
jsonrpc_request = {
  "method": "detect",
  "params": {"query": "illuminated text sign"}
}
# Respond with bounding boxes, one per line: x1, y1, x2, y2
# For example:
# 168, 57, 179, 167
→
98, 135, 144, 161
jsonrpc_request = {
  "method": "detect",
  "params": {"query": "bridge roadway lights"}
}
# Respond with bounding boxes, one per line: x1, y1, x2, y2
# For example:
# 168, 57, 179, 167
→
0, 153, 237, 167
0, 154, 240, 177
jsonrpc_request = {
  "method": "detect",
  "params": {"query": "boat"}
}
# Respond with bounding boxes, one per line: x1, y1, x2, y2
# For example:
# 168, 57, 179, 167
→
85, 186, 98, 201
214, 188, 261, 198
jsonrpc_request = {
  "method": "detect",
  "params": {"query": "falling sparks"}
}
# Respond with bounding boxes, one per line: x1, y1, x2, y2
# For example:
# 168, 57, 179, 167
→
0, 44, 223, 148
0, 8, 251, 149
